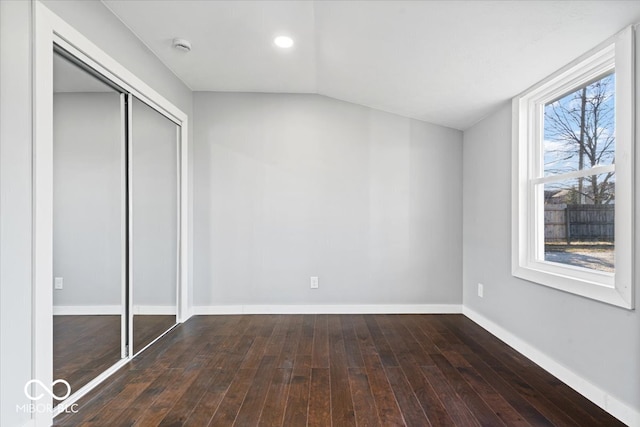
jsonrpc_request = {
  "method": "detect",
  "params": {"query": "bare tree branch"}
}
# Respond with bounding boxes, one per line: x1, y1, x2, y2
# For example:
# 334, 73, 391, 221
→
544, 74, 615, 205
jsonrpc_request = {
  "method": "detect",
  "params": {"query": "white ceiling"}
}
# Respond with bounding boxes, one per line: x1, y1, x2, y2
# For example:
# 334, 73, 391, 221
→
103, 1, 640, 130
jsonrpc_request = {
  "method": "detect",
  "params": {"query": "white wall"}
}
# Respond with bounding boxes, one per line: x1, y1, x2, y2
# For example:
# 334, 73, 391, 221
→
194, 92, 463, 309
0, 2, 34, 425
462, 60, 640, 422
53, 92, 123, 308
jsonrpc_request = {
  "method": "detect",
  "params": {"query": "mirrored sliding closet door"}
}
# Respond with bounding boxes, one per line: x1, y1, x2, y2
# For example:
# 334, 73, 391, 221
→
130, 97, 179, 355
52, 50, 127, 405
51, 47, 181, 406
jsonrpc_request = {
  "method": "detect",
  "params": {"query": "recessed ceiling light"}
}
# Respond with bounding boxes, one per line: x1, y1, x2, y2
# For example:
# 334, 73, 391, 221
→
274, 36, 294, 49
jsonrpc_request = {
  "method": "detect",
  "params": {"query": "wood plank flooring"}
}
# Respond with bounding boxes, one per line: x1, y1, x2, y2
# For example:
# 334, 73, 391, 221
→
134, 315, 177, 354
53, 314, 625, 426
54, 314, 177, 405
53, 315, 121, 403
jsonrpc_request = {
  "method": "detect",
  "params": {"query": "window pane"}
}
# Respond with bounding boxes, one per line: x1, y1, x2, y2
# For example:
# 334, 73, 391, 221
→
543, 73, 615, 177
542, 173, 614, 272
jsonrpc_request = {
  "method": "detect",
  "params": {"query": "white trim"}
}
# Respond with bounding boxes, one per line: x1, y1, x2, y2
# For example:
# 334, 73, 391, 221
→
126, 92, 134, 359
462, 307, 640, 427
192, 304, 462, 315
126, 92, 134, 358
32, 4, 54, 426
178, 117, 190, 323
119, 92, 127, 360
52, 305, 123, 315
132, 305, 177, 315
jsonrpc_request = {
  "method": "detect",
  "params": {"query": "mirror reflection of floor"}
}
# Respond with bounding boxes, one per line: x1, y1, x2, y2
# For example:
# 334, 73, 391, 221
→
52, 314, 176, 405
133, 315, 176, 355
53, 315, 121, 406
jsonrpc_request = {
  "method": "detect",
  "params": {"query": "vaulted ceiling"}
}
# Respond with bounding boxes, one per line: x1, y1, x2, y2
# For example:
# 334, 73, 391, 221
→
103, 1, 640, 130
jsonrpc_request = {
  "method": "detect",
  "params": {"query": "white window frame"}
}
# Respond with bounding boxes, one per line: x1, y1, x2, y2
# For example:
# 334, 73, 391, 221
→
512, 26, 635, 309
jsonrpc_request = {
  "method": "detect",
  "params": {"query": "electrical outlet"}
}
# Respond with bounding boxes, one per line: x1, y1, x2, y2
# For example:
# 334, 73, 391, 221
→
310, 276, 319, 289
54, 277, 63, 290
478, 283, 484, 298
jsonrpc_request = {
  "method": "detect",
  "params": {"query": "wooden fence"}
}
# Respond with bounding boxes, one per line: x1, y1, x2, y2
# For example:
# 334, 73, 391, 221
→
545, 204, 614, 243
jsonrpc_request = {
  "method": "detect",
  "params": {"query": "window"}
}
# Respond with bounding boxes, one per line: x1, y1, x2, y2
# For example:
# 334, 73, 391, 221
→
512, 27, 634, 309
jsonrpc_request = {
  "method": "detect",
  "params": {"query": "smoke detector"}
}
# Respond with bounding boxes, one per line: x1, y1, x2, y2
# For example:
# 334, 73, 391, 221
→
172, 38, 192, 52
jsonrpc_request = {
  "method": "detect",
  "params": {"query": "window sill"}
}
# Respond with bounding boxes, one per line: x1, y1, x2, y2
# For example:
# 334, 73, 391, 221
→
512, 263, 632, 309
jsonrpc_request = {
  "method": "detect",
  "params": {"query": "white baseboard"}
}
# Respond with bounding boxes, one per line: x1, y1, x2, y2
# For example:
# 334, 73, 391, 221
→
192, 304, 462, 315
52, 305, 122, 315
132, 305, 177, 315
462, 306, 640, 427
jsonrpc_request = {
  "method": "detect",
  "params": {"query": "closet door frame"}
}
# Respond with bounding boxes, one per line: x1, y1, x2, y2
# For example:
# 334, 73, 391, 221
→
33, 3, 189, 425
128, 95, 183, 357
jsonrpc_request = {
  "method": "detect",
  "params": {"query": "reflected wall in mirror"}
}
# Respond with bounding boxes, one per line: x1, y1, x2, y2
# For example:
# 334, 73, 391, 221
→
52, 51, 125, 404
131, 97, 179, 354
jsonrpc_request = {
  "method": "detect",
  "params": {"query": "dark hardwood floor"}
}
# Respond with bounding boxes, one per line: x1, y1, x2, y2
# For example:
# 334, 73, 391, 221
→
54, 314, 176, 405
134, 315, 177, 355
53, 315, 121, 404
53, 314, 625, 426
